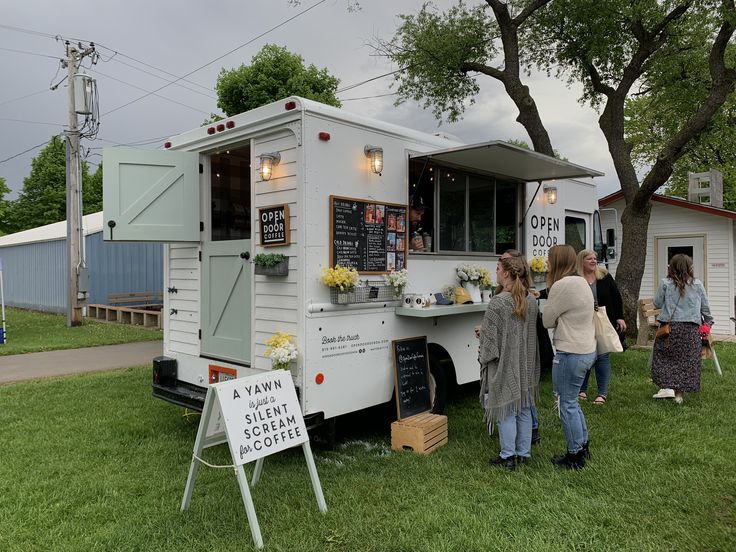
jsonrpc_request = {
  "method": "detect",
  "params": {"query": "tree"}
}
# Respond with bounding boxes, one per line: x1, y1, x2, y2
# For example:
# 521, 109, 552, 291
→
4, 136, 100, 233
0, 177, 10, 235
214, 44, 341, 116
384, 0, 736, 333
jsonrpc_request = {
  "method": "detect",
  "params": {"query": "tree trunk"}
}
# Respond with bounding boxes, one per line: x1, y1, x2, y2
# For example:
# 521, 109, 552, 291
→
614, 200, 652, 336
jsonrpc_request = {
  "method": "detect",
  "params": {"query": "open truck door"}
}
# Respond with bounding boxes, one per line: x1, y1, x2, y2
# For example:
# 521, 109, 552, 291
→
103, 148, 200, 242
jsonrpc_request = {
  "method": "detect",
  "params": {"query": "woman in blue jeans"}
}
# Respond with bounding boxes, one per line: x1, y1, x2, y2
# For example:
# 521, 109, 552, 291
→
576, 249, 626, 405
542, 245, 597, 470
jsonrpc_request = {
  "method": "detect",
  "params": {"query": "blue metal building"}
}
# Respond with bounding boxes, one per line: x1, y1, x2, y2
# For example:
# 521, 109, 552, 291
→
0, 212, 162, 313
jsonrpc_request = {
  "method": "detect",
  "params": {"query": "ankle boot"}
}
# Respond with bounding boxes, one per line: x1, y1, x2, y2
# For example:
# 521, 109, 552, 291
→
551, 450, 586, 470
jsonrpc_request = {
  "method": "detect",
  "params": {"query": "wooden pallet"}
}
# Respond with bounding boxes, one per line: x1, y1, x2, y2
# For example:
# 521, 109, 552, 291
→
391, 412, 448, 454
87, 304, 161, 329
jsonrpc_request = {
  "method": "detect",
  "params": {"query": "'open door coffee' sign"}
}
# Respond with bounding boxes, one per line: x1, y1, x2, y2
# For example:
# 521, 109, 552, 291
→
259, 204, 290, 247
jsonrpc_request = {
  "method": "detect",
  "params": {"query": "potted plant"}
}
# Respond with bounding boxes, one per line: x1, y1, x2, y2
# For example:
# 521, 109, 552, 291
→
253, 253, 289, 276
530, 256, 548, 285
383, 268, 408, 298
455, 263, 488, 303
321, 264, 360, 304
264, 331, 298, 370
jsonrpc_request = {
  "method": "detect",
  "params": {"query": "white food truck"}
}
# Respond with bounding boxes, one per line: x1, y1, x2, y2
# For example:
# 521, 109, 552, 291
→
103, 97, 604, 429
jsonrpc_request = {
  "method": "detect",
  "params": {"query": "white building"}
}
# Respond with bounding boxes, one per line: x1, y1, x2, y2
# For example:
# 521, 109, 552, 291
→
600, 190, 735, 336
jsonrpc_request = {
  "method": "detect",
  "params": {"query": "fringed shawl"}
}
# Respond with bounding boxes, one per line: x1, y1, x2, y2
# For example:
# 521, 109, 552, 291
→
478, 292, 540, 433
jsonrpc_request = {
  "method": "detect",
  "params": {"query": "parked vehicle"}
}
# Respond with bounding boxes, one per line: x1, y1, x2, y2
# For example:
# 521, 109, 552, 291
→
103, 97, 604, 427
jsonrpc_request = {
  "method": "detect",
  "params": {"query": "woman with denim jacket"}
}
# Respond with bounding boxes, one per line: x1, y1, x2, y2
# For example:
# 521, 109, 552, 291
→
542, 245, 596, 470
652, 254, 713, 405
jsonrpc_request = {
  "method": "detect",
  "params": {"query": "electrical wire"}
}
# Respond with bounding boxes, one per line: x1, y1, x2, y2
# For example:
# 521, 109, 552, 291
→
0, 46, 60, 60
0, 137, 57, 165
88, 67, 211, 115
0, 118, 66, 127
0, 89, 50, 108
102, 0, 328, 117
340, 92, 398, 102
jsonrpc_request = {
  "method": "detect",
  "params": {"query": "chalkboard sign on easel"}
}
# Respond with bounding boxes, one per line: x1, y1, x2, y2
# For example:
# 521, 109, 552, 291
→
330, 195, 408, 274
392, 336, 431, 420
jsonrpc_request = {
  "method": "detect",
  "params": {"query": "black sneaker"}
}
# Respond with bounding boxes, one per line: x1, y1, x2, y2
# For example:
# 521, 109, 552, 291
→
516, 456, 530, 466
582, 441, 590, 460
489, 455, 516, 471
531, 427, 541, 445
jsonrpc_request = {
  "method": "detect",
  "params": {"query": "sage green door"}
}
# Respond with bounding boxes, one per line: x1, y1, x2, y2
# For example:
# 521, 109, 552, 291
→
201, 239, 252, 364
102, 148, 199, 242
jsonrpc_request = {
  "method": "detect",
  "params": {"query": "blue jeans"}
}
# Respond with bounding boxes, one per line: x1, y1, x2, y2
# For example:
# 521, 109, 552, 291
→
531, 404, 539, 430
497, 406, 533, 459
552, 351, 596, 453
580, 353, 612, 397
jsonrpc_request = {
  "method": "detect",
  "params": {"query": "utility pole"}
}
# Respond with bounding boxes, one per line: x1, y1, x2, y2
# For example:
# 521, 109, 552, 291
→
64, 42, 95, 327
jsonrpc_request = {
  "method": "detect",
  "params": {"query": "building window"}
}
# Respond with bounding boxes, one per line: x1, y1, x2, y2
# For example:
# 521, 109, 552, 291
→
408, 159, 518, 255
565, 216, 586, 253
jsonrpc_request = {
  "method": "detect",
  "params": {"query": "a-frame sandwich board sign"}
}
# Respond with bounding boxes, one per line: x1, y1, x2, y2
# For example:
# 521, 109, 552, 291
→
181, 370, 327, 549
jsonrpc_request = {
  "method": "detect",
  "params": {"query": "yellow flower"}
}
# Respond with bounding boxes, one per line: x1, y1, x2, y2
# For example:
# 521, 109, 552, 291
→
320, 264, 359, 292
530, 256, 547, 273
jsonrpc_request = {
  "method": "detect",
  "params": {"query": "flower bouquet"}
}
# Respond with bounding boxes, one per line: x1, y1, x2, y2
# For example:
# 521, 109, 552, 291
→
321, 264, 360, 304
264, 331, 298, 370
530, 256, 548, 284
455, 263, 489, 303
383, 268, 408, 297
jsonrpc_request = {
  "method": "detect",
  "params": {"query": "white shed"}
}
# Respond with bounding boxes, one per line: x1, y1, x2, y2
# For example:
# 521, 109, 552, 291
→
600, 191, 735, 336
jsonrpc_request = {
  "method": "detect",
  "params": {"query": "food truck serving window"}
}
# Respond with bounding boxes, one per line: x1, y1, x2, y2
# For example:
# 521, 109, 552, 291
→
409, 159, 517, 255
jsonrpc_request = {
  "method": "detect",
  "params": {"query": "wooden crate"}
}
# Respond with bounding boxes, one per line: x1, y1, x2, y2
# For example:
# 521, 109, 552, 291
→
391, 412, 448, 454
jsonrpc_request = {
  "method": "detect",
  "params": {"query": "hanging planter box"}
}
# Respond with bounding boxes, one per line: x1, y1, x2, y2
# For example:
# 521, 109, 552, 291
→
254, 257, 289, 276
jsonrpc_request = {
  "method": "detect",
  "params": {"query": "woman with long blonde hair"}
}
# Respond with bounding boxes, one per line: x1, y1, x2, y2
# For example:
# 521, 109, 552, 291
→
575, 249, 626, 405
478, 255, 540, 470
542, 245, 596, 470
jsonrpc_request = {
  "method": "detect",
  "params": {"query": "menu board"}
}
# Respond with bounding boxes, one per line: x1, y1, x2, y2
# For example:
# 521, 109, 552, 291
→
392, 336, 432, 420
330, 195, 408, 274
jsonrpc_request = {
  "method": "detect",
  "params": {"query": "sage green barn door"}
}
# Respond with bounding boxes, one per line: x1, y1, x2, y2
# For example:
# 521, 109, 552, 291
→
200, 240, 252, 364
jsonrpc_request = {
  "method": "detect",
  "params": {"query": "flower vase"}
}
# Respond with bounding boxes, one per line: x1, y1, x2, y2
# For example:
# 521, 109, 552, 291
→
532, 272, 547, 285
463, 281, 482, 303
481, 289, 493, 303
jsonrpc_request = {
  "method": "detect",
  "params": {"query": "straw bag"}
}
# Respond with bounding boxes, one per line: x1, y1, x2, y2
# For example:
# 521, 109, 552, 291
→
594, 305, 624, 355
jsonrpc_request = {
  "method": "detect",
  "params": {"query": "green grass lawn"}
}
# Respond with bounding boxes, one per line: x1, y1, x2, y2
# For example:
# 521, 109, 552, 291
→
1, 346, 734, 551
0, 307, 161, 355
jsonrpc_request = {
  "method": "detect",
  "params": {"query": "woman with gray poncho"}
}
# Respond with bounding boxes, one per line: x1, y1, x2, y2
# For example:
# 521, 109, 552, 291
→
479, 255, 540, 470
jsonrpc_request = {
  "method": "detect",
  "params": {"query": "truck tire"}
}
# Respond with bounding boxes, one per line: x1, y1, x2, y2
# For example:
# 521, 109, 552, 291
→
428, 355, 447, 414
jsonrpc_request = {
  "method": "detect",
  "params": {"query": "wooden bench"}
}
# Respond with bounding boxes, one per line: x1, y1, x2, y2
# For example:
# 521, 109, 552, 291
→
636, 298, 662, 346
107, 292, 163, 309
87, 292, 163, 329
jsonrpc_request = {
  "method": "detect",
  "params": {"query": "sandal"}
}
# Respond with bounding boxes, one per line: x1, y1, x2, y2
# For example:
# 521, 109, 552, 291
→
578, 392, 588, 400
593, 395, 607, 405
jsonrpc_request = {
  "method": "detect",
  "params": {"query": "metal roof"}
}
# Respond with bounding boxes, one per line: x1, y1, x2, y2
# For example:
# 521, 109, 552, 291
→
0, 211, 103, 247
410, 141, 604, 182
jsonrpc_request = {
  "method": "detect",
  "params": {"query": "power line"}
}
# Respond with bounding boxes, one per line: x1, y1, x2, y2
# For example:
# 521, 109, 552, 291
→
0, 138, 56, 165
106, 56, 216, 100
0, 89, 50, 108
0, 46, 60, 60
337, 68, 404, 93
88, 67, 211, 115
0, 117, 66, 127
0, 23, 57, 39
102, 0, 328, 117
340, 92, 398, 102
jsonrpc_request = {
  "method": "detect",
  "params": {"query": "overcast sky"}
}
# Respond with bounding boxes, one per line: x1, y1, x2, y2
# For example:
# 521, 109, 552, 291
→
0, 0, 620, 200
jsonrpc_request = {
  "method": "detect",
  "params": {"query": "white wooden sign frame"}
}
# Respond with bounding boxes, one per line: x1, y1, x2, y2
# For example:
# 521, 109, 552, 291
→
181, 371, 326, 549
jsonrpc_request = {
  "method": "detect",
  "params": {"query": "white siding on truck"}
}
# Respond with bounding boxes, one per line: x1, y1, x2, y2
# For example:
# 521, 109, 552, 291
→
604, 197, 734, 335
253, 131, 299, 371
166, 243, 200, 354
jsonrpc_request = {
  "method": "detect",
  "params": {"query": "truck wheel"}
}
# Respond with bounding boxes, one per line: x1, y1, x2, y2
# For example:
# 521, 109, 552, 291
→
428, 355, 447, 414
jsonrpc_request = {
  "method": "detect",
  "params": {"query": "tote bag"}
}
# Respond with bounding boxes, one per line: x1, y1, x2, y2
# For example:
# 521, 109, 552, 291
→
594, 305, 624, 355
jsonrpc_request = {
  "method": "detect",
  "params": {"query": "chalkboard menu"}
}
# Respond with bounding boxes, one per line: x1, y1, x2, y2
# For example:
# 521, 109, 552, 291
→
330, 195, 408, 274
392, 336, 431, 420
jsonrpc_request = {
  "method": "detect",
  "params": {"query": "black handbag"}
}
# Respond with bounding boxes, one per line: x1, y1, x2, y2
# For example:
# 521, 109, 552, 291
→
536, 311, 554, 373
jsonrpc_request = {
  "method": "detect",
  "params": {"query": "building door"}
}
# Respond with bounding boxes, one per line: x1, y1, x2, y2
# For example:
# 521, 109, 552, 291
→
656, 236, 706, 285
200, 146, 253, 365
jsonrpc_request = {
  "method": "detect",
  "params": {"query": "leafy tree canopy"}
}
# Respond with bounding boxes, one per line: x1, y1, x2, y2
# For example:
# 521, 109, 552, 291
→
215, 44, 341, 116
3, 136, 100, 233
0, 176, 10, 235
